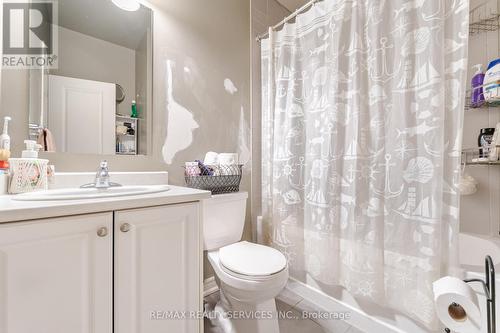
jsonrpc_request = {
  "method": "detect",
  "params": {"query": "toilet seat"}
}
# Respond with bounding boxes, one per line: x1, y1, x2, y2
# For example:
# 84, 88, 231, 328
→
219, 262, 284, 281
207, 249, 289, 304
219, 241, 287, 278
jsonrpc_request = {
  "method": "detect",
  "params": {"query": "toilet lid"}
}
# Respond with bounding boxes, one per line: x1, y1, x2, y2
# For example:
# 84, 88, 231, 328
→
219, 241, 287, 276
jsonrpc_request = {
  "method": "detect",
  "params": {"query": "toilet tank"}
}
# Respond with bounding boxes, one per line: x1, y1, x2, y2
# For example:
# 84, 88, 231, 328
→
203, 192, 248, 251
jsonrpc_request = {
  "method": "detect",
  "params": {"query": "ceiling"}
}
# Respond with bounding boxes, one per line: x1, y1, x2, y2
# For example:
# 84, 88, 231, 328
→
58, 0, 152, 50
276, 0, 309, 12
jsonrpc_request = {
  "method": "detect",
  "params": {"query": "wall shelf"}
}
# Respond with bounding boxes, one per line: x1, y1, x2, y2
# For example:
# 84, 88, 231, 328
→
462, 148, 500, 165
464, 88, 500, 111
470, 2, 500, 35
470, 14, 500, 34
115, 114, 141, 120
115, 114, 138, 155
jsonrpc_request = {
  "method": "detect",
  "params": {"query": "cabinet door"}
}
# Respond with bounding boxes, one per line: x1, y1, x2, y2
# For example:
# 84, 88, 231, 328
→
114, 203, 202, 333
0, 213, 113, 333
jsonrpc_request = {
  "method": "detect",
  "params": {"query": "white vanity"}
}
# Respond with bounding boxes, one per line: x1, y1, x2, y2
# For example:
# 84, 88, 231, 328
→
0, 172, 210, 333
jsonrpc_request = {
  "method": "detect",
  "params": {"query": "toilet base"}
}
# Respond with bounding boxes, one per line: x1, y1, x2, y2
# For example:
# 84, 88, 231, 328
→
214, 288, 280, 333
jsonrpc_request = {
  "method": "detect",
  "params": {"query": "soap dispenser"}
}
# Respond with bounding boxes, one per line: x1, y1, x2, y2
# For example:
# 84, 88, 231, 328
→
8, 140, 49, 194
471, 64, 485, 108
22, 140, 42, 158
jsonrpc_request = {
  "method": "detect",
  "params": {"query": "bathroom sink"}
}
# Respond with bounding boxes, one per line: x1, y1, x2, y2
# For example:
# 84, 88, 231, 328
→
12, 185, 170, 201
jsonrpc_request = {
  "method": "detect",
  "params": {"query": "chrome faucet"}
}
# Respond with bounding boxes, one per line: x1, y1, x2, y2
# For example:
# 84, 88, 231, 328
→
81, 160, 122, 189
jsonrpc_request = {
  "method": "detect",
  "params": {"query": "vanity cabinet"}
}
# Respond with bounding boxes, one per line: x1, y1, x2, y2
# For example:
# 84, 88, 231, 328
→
0, 203, 202, 333
114, 203, 201, 333
0, 213, 113, 333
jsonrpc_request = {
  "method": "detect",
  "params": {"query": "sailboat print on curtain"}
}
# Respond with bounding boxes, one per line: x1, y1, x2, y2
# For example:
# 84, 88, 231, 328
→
396, 192, 439, 224
396, 61, 441, 92
261, 0, 468, 329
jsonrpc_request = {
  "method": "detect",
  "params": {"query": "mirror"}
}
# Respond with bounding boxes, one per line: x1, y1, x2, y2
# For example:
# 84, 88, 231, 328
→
28, 0, 152, 156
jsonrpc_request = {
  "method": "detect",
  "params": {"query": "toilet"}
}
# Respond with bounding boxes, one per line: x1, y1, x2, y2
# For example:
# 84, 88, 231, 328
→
203, 192, 288, 333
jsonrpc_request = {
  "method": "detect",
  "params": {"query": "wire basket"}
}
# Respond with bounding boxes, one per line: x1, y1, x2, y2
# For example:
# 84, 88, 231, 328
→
469, 1, 500, 35
184, 164, 243, 194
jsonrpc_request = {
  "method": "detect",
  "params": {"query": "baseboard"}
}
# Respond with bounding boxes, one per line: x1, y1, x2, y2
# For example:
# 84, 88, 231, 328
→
203, 276, 219, 297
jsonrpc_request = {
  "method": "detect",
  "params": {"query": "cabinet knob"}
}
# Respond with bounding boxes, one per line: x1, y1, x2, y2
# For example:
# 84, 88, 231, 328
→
120, 223, 131, 233
97, 227, 108, 237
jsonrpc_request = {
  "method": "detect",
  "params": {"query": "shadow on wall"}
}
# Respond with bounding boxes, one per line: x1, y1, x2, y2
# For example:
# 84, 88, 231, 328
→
159, 56, 251, 186
159, 54, 252, 281
162, 59, 199, 164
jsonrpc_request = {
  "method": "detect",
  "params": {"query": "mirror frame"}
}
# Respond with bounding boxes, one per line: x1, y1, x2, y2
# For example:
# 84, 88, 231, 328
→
27, 2, 154, 158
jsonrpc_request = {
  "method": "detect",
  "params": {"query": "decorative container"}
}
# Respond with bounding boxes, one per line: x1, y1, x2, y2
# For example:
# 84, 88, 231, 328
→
8, 158, 49, 194
184, 164, 243, 194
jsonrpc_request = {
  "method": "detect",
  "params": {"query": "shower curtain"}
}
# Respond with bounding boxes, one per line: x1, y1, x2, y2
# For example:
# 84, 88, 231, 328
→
261, 0, 468, 328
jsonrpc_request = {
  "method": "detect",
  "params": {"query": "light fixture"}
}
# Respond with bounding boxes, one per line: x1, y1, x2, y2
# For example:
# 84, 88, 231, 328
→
111, 0, 141, 11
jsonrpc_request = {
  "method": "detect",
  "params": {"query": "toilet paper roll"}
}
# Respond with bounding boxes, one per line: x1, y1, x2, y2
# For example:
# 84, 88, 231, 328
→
218, 153, 239, 175
204, 151, 219, 165
433, 276, 482, 333
218, 153, 238, 165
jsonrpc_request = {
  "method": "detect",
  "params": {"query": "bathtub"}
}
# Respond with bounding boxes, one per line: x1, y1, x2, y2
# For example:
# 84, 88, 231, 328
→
283, 232, 499, 333
459, 232, 500, 273
459, 232, 499, 333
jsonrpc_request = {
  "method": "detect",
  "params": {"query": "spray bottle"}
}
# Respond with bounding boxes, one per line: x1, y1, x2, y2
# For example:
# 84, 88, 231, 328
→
0, 116, 12, 170
0, 116, 11, 151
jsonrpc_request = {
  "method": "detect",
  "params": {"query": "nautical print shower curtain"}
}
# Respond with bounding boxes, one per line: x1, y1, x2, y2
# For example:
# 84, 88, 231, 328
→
261, 0, 469, 328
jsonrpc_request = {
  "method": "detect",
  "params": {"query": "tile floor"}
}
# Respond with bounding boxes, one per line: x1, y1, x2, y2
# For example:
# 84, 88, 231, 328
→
204, 290, 364, 333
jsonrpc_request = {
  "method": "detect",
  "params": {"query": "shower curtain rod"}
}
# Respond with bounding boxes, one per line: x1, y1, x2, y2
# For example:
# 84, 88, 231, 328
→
256, 0, 323, 42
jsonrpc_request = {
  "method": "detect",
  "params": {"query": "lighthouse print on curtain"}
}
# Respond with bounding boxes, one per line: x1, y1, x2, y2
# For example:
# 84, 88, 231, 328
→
261, 0, 469, 328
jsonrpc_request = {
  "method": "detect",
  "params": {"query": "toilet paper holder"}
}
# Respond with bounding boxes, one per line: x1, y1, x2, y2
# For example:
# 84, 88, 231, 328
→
445, 255, 496, 333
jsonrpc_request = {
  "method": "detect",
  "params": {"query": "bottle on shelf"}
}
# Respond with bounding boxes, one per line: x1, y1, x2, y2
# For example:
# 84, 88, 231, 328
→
471, 64, 485, 108
131, 100, 138, 118
478, 127, 495, 160
484, 58, 500, 105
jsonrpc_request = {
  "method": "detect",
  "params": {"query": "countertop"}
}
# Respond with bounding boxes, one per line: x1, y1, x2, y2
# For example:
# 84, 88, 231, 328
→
0, 185, 211, 224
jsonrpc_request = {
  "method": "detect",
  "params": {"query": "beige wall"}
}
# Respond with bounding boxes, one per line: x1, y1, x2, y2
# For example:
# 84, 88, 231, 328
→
147, 0, 251, 279
50, 26, 136, 118
1, 0, 251, 280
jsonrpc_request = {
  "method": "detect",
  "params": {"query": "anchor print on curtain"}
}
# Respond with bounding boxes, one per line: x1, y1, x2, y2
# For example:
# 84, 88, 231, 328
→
261, 0, 468, 328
